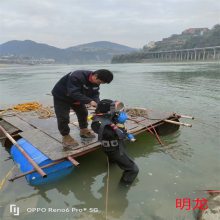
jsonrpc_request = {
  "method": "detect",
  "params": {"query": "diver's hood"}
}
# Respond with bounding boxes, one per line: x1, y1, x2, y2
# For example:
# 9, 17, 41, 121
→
95, 99, 124, 114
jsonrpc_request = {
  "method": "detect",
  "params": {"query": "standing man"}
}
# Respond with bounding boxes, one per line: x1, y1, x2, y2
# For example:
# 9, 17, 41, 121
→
52, 69, 113, 148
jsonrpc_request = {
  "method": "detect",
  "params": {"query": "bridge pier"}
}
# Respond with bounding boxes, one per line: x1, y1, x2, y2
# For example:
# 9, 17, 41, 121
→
141, 46, 220, 62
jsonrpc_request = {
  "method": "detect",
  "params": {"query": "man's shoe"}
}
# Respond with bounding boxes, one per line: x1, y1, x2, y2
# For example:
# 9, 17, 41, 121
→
80, 128, 96, 138
62, 134, 79, 148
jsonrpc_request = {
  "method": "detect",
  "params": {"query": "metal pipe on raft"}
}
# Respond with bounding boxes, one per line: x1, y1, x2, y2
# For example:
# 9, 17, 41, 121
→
9, 156, 79, 182
174, 113, 194, 120
179, 115, 194, 120
67, 156, 80, 166
0, 125, 47, 178
163, 119, 192, 127
9, 159, 66, 181
128, 116, 192, 127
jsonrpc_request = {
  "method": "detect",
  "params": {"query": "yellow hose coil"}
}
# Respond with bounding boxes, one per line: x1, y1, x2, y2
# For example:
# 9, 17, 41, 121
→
0, 102, 54, 118
12, 102, 42, 112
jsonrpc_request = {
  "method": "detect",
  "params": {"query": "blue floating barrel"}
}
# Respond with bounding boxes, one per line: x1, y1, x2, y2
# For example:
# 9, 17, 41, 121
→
10, 138, 74, 185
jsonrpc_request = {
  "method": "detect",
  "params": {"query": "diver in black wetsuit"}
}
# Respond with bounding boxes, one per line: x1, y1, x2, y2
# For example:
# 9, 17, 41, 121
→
91, 99, 139, 185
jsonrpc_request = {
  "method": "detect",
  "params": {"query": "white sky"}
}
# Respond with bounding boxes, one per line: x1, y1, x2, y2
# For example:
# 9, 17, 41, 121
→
0, 0, 219, 48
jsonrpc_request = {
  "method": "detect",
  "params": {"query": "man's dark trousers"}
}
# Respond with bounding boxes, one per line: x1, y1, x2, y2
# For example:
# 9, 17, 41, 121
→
53, 97, 88, 136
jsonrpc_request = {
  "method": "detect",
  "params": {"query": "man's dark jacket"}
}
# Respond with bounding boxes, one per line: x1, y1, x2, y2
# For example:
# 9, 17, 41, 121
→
52, 70, 100, 104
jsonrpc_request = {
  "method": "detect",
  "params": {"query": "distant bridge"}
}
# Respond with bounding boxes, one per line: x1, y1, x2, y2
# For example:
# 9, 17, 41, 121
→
142, 46, 220, 62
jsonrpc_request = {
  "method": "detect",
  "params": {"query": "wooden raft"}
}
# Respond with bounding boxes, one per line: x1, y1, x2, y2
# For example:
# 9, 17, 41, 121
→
0, 108, 176, 160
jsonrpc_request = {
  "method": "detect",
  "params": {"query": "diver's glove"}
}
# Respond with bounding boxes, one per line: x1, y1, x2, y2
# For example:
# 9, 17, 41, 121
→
127, 133, 136, 142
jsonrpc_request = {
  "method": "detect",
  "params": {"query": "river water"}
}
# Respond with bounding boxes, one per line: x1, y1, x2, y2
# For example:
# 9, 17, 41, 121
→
0, 62, 219, 220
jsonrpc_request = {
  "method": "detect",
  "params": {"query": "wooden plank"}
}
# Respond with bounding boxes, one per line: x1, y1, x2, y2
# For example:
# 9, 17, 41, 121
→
21, 116, 61, 140
19, 129, 64, 160
0, 120, 19, 138
17, 115, 98, 147
2, 115, 34, 131
124, 119, 139, 131
19, 129, 99, 160
6, 111, 100, 160
16, 111, 99, 146
1, 107, 176, 160
129, 125, 146, 133
70, 142, 101, 158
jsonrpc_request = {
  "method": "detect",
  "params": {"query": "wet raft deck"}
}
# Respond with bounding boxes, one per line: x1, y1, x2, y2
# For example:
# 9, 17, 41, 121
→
0, 109, 177, 161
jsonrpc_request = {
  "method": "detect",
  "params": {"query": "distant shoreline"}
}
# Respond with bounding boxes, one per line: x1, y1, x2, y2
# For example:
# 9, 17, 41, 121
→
0, 60, 219, 68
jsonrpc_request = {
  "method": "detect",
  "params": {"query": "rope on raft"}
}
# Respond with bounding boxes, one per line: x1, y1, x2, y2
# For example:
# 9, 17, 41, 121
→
126, 107, 171, 147
0, 102, 55, 119
0, 165, 16, 191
